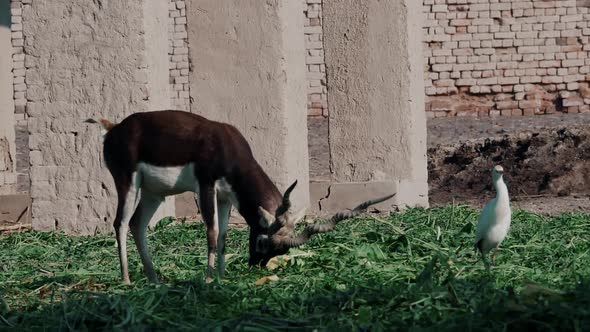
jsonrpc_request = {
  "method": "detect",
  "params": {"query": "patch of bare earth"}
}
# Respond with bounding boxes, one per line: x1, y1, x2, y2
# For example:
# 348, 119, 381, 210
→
428, 114, 590, 215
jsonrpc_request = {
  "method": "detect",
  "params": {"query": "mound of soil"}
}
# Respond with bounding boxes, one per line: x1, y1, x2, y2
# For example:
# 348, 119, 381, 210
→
428, 126, 590, 205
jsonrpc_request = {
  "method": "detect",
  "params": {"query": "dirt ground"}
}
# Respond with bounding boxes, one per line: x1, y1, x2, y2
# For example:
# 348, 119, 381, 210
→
308, 113, 590, 215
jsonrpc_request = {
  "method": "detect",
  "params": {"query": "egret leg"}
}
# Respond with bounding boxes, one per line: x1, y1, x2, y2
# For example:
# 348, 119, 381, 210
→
483, 253, 491, 271
477, 245, 491, 273
491, 248, 499, 265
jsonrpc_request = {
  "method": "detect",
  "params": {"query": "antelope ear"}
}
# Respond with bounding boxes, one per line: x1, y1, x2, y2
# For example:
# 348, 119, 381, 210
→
258, 206, 275, 228
289, 208, 307, 226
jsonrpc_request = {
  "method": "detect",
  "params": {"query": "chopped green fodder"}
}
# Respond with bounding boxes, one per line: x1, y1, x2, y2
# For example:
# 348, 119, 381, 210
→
1, 206, 590, 331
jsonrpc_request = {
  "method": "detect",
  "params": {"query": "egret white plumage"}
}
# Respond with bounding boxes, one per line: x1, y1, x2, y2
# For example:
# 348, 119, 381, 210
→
475, 165, 511, 266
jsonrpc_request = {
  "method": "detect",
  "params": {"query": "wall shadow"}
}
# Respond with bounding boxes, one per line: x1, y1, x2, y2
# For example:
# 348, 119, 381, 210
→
0, 0, 10, 28
2, 270, 590, 331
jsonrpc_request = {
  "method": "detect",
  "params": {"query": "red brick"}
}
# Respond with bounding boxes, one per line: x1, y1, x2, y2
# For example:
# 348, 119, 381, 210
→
496, 101, 519, 109
430, 100, 454, 111
579, 85, 590, 99
308, 108, 323, 117
523, 108, 536, 116
519, 100, 542, 109
478, 110, 490, 117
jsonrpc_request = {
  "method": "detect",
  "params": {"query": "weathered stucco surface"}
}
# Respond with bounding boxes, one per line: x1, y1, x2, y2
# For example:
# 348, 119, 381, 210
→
24, 0, 151, 234
186, 0, 310, 210
322, 0, 428, 210
0, 0, 16, 195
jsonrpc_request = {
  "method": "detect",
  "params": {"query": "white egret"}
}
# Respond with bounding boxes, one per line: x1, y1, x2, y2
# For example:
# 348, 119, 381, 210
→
475, 165, 511, 266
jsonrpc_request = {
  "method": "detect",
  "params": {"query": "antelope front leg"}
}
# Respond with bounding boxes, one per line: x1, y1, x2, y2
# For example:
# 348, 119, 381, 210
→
200, 185, 218, 283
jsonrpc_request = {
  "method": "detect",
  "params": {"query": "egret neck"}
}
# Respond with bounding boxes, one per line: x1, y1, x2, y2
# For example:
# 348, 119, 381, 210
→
493, 173, 510, 214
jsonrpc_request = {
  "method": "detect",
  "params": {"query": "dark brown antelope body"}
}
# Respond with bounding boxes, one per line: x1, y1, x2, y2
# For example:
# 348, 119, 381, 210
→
87, 110, 395, 284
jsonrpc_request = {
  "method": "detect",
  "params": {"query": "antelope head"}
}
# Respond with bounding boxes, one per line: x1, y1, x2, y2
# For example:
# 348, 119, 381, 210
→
252, 180, 396, 267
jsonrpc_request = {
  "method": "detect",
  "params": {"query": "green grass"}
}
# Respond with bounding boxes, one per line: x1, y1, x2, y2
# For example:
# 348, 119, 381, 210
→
1, 206, 590, 331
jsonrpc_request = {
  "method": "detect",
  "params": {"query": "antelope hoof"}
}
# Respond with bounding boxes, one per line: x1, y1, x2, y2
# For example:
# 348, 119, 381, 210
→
205, 276, 214, 284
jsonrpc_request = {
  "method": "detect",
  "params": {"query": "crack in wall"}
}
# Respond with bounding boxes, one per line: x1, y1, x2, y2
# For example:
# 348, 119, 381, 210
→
0, 137, 14, 172
317, 184, 331, 211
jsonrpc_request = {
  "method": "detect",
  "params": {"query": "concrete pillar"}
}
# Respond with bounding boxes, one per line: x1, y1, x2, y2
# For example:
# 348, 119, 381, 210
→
23, 0, 169, 234
186, 0, 310, 210
319, 0, 428, 212
0, 0, 16, 195
142, 0, 175, 224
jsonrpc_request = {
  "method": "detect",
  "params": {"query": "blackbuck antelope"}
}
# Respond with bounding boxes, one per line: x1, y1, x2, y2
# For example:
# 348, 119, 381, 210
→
86, 110, 395, 284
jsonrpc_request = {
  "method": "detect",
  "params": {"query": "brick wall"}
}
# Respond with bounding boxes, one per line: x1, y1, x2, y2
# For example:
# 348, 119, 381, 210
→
11, 0, 24, 115
304, 0, 328, 117
423, 0, 590, 117
10, 0, 28, 193
168, 0, 190, 111
0, 0, 16, 194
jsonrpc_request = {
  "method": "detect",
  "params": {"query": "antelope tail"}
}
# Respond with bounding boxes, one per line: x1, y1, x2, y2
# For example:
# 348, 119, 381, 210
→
85, 118, 115, 131
85, 118, 115, 138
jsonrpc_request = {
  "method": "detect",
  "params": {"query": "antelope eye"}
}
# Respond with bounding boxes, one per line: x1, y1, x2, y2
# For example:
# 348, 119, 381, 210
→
256, 235, 270, 253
